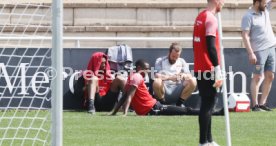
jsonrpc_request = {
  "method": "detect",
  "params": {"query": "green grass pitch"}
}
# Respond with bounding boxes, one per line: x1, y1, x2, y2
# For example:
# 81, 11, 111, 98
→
1, 110, 275, 146
63, 110, 276, 146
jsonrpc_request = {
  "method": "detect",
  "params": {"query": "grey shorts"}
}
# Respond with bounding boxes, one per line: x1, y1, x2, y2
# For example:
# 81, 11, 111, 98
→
253, 47, 275, 74
164, 82, 185, 104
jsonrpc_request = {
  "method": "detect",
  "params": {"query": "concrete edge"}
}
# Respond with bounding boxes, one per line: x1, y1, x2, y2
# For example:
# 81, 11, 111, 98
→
0, 26, 249, 32
0, 1, 252, 8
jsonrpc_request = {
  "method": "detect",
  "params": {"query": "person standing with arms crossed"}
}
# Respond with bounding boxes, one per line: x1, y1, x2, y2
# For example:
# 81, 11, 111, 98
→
193, 0, 225, 145
241, 0, 276, 111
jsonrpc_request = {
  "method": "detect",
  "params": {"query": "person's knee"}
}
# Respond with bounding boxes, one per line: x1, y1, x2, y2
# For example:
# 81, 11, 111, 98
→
186, 77, 197, 89
111, 75, 126, 92
265, 72, 274, 82
153, 78, 163, 89
87, 76, 99, 84
152, 78, 165, 98
252, 74, 263, 83
114, 75, 126, 85
201, 96, 216, 110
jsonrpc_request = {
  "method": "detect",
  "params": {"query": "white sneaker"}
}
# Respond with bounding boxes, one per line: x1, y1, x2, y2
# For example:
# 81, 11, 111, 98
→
209, 141, 220, 146
198, 143, 209, 146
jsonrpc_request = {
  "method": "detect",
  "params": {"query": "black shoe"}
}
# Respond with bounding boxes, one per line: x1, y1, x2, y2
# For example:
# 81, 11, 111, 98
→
252, 105, 263, 112
176, 98, 186, 108
259, 104, 272, 111
216, 108, 225, 116
88, 99, 95, 115
159, 98, 166, 104
210, 108, 224, 116
176, 103, 186, 108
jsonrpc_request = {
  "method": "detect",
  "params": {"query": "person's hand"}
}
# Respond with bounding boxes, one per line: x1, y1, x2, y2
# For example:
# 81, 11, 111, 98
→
122, 112, 128, 117
180, 73, 193, 81
213, 66, 223, 89
249, 53, 257, 65
178, 73, 186, 81
168, 74, 178, 82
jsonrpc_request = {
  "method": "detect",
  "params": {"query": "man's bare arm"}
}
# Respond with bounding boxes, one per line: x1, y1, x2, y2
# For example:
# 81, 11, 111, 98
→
155, 72, 191, 81
109, 86, 136, 116
242, 30, 258, 64
242, 31, 254, 55
155, 73, 178, 81
122, 86, 136, 116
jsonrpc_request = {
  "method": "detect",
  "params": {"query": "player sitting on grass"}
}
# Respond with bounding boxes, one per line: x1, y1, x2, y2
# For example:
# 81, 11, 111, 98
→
109, 59, 224, 116
153, 42, 197, 107
83, 52, 126, 115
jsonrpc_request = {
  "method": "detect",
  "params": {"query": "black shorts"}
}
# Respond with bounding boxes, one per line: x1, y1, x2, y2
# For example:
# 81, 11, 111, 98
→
195, 72, 217, 98
94, 90, 120, 112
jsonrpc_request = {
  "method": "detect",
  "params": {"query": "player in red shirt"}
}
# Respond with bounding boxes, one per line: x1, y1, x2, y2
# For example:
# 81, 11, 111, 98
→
110, 59, 187, 116
109, 59, 224, 116
193, 0, 224, 146
83, 52, 126, 115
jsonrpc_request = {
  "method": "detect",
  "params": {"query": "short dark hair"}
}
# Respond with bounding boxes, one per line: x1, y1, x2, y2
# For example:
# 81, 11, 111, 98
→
169, 42, 182, 53
253, 0, 262, 4
135, 59, 148, 69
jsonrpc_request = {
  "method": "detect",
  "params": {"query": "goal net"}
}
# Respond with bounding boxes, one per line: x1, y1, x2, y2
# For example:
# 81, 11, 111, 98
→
0, 1, 57, 145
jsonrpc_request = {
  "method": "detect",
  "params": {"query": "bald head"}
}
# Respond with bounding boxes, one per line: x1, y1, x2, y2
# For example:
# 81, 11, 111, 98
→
207, 0, 225, 13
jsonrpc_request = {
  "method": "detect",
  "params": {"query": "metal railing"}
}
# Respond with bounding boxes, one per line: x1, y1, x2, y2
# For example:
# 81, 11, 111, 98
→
0, 36, 243, 48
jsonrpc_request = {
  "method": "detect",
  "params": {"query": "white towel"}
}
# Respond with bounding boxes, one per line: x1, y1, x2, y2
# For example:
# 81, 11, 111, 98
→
107, 44, 133, 63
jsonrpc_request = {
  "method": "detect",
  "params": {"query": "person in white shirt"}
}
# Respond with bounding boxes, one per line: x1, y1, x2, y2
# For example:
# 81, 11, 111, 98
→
153, 42, 197, 107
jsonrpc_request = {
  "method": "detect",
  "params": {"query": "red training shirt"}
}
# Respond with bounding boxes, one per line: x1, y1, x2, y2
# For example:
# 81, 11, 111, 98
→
126, 73, 157, 115
193, 10, 221, 72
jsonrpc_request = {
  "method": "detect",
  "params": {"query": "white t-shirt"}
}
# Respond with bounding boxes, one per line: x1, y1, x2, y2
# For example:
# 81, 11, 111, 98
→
155, 56, 190, 85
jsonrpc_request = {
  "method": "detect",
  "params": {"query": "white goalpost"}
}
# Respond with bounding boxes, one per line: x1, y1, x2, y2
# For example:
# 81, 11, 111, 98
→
51, 0, 63, 146
0, 0, 63, 146
218, 12, 232, 146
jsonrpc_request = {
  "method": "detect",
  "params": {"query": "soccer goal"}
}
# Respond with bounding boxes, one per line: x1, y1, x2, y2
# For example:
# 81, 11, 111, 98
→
0, 0, 63, 146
